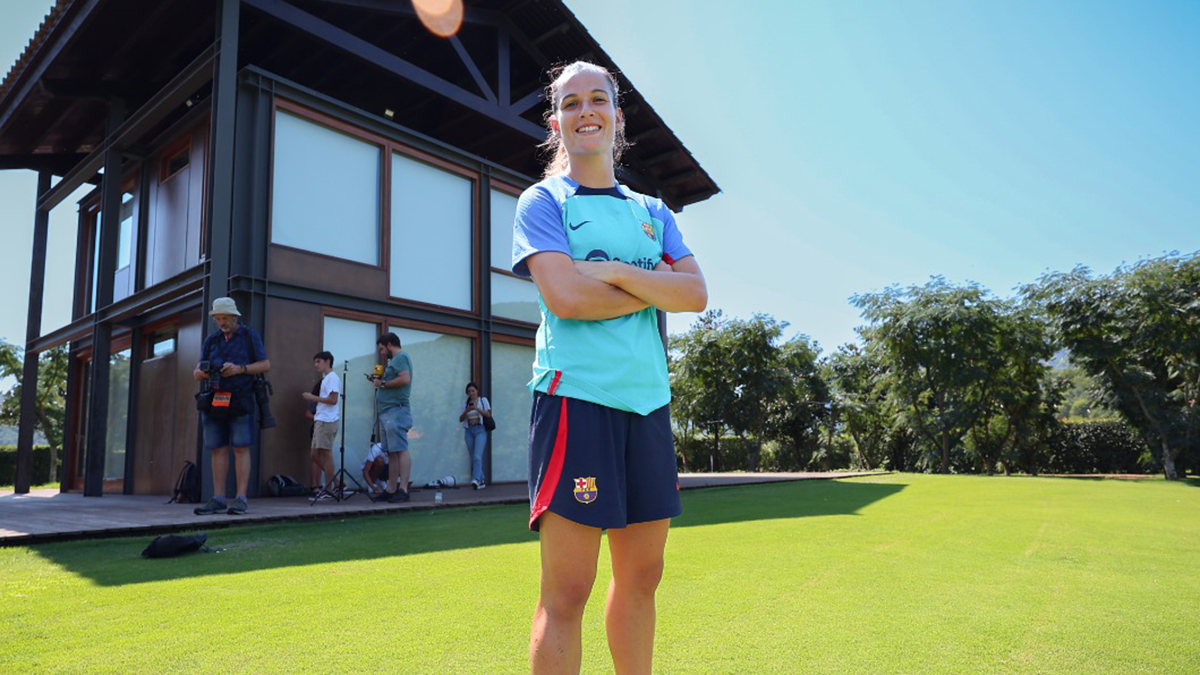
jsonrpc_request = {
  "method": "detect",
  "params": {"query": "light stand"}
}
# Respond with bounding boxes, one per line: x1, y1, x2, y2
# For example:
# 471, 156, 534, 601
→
310, 360, 365, 505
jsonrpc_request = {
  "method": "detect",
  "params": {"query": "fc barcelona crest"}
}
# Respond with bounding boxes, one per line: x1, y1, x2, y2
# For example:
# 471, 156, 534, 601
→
573, 476, 598, 504
641, 222, 656, 242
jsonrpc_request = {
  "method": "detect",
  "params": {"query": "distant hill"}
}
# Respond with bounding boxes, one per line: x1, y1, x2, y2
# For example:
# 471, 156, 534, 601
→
0, 425, 48, 446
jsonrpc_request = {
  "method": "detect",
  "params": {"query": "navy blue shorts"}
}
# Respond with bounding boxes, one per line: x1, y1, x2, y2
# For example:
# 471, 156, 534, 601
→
528, 393, 681, 531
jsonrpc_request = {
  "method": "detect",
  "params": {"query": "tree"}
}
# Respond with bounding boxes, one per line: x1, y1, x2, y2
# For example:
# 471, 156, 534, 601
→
722, 314, 789, 471
0, 340, 68, 483
766, 336, 830, 470
964, 303, 1058, 475
669, 310, 736, 471
854, 278, 1009, 473
825, 344, 894, 470
1025, 253, 1200, 480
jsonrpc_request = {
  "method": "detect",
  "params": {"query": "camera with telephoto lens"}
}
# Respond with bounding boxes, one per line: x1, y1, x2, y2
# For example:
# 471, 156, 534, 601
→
254, 376, 276, 429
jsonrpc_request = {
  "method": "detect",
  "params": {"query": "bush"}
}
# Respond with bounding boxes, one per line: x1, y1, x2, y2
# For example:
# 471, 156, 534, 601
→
1044, 420, 1151, 474
0, 445, 57, 487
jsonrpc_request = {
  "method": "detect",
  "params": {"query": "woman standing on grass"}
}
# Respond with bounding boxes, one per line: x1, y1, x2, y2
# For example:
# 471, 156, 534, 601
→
512, 61, 707, 674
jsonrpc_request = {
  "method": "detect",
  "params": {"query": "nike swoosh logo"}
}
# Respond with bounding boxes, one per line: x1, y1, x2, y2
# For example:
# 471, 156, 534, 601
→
568, 220, 591, 231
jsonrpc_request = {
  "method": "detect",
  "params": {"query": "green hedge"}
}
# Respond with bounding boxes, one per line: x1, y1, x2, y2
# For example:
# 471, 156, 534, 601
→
1044, 420, 1153, 474
0, 445, 57, 487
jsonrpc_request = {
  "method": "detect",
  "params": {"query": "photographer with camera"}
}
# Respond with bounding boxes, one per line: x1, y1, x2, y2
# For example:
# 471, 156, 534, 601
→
192, 297, 271, 516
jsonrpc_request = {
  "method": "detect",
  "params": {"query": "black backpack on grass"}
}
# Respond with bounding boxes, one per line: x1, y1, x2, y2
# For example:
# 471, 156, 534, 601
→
167, 461, 201, 504
142, 533, 209, 558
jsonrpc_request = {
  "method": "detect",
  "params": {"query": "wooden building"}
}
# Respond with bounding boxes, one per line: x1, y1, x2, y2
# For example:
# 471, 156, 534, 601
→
1, 0, 717, 498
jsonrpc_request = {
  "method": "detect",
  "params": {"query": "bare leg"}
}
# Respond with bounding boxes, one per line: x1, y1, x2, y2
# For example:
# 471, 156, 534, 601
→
210, 447, 229, 497
398, 450, 411, 493
530, 513, 602, 674
232, 446, 251, 498
318, 449, 336, 489
605, 519, 670, 675
387, 452, 401, 493
309, 447, 323, 490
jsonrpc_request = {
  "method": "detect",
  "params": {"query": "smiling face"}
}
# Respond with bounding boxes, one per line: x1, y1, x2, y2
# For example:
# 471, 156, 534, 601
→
550, 69, 623, 163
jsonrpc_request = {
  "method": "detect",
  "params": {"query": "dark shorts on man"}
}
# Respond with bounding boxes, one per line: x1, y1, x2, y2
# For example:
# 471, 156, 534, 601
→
202, 410, 255, 450
527, 392, 681, 532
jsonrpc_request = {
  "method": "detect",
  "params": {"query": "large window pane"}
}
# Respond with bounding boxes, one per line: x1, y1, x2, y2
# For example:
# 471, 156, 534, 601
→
390, 153, 472, 309
489, 189, 539, 322
491, 341, 534, 482
117, 190, 134, 270
489, 188, 518, 268
321, 316, 380, 476
491, 273, 540, 324
104, 348, 131, 481
272, 110, 381, 265
391, 327, 472, 485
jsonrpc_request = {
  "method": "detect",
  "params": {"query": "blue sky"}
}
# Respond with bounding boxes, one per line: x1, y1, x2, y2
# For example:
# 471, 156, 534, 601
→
0, 0, 1197, 358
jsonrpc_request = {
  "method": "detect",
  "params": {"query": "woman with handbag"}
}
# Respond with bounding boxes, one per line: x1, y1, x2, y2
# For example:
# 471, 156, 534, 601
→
458, 381, 492, 489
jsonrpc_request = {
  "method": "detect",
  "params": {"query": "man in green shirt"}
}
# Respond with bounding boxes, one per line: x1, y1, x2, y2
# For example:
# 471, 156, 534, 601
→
371, 332, 413, 502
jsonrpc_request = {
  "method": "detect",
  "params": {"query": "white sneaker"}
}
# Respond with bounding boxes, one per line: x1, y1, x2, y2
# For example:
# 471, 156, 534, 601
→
477, 482, 486, 490
471, 479, 480, 490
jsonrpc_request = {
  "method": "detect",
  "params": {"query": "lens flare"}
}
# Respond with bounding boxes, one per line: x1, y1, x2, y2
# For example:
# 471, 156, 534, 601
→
412, 0, 463, 38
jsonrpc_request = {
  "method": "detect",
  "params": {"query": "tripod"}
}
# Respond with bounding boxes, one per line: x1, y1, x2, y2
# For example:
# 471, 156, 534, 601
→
310, 360, 365, 505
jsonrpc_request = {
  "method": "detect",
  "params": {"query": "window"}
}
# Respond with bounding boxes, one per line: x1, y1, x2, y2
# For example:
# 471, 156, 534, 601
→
490, 341, 535, 482
104, 348, 132, 481
389, 326, 472, 485
321, 316, 381, 475
147, 330, 177, 358
389, 153, 473, 310
271, 110, 382, 266
489, 188, 539, 323
160, 145, 189, 181
117, 190, 134, 271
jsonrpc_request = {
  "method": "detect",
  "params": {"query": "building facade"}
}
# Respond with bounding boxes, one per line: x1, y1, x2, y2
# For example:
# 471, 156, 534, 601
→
1, 0, 717, 497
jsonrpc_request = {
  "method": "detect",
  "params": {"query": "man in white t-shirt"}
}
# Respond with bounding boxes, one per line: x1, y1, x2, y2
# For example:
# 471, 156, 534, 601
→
302, 351, 341, 497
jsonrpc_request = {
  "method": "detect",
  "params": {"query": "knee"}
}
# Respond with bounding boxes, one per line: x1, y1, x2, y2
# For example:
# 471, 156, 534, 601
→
615, 558, 665, 597
541, 574, 595, 619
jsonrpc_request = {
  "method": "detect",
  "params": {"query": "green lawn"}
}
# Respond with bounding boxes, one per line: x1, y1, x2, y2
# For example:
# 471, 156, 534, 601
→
2, 474, 1199, 673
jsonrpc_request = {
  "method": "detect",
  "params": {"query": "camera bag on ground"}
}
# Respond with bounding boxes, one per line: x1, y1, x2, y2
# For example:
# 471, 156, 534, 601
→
142, 533, 209, 558
166, 460, 201, 504
268, 474, 307, 497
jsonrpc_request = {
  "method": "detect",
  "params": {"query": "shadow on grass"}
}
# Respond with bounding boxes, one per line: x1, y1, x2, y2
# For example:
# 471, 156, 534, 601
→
28, 478, 904, 587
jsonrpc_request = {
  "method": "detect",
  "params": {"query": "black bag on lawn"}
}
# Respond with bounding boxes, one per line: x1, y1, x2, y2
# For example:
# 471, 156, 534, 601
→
142, 533, 209, 558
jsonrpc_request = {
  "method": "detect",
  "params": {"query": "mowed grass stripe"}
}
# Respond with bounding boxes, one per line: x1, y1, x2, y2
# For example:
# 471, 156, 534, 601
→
1, 474, 1198, 674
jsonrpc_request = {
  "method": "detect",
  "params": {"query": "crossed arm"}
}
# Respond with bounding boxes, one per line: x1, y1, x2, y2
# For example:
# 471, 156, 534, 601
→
526, 252, 707, 320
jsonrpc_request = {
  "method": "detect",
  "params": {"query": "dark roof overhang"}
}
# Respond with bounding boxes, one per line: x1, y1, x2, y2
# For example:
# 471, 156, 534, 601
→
0, 0, 718, 209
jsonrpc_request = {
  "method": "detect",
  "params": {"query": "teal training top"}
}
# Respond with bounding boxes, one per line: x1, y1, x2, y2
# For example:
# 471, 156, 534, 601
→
376, 350, 412, 410
511, 176, 693, 415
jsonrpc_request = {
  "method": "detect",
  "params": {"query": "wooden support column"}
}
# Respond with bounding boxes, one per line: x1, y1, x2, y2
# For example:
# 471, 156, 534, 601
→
200, 0, 243, 499
14, 171, 53, 494
84, 100, 127, 497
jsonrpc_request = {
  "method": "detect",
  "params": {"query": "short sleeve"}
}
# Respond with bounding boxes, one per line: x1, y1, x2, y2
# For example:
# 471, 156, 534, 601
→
324, 373, 341, 396
392, 353, 411, 375
653, 202, 693, 266
249, 328, 269, 362
512, 184, 570, 277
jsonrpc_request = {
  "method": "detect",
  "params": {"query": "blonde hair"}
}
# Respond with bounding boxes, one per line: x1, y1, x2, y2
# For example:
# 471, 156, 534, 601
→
539, 61, 630, 178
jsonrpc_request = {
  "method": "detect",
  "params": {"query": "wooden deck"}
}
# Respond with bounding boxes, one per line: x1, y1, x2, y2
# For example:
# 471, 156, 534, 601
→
0, 471, 882, 545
